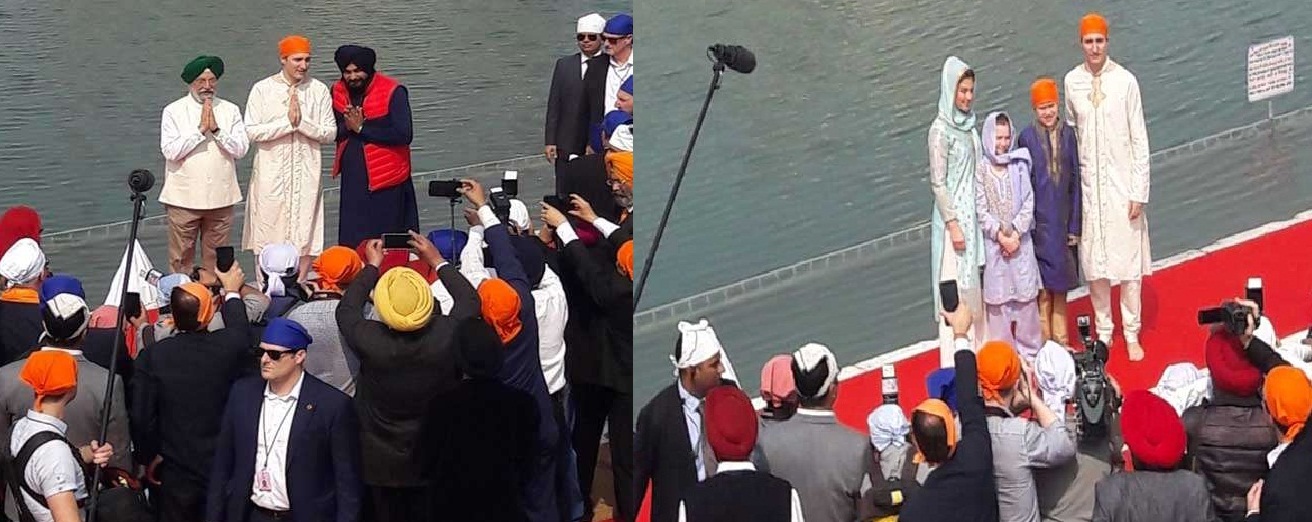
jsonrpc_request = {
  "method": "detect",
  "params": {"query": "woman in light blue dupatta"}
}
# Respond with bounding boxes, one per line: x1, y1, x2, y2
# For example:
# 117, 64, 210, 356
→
929, 56, 987, 366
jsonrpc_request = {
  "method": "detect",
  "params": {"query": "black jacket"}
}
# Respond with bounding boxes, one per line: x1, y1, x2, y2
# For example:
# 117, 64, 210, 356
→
335, 263, 478, 487
899, 348, 1000, 522
545, 52, 594, 156
0, 299, 42, 365
635, 379, 736, 522
1183, 391, 1280, 521
561, 237, 632, 392
1242, 337, 1309, 522
130, 296, 254, 482
581, 53, 612, 139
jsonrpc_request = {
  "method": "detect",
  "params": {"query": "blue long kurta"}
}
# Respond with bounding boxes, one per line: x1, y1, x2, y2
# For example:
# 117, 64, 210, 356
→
1017, 123, 1081, 292
335, 85, 419, 248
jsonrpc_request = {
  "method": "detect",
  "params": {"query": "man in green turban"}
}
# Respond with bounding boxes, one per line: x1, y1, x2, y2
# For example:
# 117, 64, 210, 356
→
159, 54, 249, 275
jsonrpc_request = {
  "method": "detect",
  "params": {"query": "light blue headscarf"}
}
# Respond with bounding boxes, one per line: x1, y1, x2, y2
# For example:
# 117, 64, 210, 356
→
867, 404, 911, 452
936, 56, 976, 133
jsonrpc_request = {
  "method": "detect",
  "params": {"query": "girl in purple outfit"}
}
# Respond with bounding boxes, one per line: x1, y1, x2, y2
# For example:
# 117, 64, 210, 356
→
976, 111, 1042, 360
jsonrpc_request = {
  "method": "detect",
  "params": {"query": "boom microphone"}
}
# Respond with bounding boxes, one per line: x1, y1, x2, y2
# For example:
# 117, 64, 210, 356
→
708, 44, 756, 74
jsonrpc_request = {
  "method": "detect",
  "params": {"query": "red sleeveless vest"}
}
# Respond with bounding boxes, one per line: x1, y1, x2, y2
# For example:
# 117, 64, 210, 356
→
331, 73, 412, 191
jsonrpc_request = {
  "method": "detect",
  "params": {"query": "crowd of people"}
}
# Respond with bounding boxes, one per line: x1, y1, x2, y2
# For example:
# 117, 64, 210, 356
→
0, 9, 635, 522
634, 10, 1312, 522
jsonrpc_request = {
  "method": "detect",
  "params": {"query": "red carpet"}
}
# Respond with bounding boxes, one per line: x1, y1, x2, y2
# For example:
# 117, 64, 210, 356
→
635, 212, 1312, 521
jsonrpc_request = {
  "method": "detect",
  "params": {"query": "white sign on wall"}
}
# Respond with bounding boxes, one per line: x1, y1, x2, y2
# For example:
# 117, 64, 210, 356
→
1248, 36, 1295, 103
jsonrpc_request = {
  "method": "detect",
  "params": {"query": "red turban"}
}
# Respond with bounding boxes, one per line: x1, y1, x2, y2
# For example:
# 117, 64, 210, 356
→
1204, 330, 1262, 396
704, 385, 758, 462
1120, 390, 1186, 470
0, 206, 42, 257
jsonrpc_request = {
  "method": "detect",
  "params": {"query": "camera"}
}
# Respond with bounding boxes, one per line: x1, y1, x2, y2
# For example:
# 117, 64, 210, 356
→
1198, 301, 1259, 336
428, 180, 462, 199
501, 170, 519, 198
1073, 315, 1114, 440
489, 187, 512, 223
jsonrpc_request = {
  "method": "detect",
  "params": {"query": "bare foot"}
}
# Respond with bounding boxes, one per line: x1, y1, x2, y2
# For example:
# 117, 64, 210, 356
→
1127, 342, 1145, 362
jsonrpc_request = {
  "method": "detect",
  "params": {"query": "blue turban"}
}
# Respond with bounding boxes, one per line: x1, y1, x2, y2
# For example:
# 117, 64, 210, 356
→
427, 229, 469, 262
603, 110, 633, 138
620, 76, 633, 95
604, 13, 633, 36
262, 318, 313, 351
39, 275, 85, 303
926, 368, 958, 412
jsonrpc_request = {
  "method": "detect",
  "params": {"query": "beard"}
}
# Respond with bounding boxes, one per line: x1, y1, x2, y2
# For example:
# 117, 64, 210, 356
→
345, 74, 371, 93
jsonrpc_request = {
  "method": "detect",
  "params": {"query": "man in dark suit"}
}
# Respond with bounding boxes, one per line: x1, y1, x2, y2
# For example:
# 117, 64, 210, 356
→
336, 232, 478, 522
546, 12, 607, 184
581, 13, 633, 154
633, 319, 730, 522
207, 318, 362, 522
132, 264, 255, 522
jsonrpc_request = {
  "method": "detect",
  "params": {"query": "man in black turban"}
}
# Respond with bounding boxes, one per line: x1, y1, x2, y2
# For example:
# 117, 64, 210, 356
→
329, 45, 419, 252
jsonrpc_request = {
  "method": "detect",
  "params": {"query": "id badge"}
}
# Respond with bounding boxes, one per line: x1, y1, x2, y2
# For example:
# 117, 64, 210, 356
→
257, 469, 272, 492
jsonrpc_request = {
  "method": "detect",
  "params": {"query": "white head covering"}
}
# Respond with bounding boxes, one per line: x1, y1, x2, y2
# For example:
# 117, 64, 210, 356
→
508, 199, 532, 232
157, 273, 192, 305
672, 319, 723, 371
41, 293, 89, 342
1151, 362, 1213, 416
609, 124, 634, 152
793, 342, 839, 398
867, 404, 910, 452
104, 239, 162, 310
1034, 341, 1077, 420
0, 238, 45, 288
259, 243, 300, 297
577, 13, 607, 34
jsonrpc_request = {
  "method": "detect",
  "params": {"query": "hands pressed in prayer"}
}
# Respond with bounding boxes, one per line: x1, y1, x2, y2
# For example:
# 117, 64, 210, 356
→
540, 202, 568, 228
568, 194, 598, 223
407, 230, 446, 267
362, 239, 385, 267
544, 145, 558, 164
344, 106, 365, 133
459, 179, 487, 207
998, 229, 1020, 257
288, 87, 302, 128
1128, 201, 1143, 221
199, 99, 218, 134
464, 207, 481, 227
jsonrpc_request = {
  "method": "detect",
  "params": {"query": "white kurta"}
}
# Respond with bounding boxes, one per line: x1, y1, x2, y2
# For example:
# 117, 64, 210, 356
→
159, 95, 249, 210
242, 73, 336, 256
1064, 59, 1152, 281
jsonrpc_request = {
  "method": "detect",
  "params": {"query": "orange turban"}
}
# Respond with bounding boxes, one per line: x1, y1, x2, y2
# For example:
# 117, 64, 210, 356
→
607, 151, 633, 189
977, 341, 1021, 403
1080, 13, 1108, 38
279, 35, 311, 57
911, 399, 957, 463
1264, 366, 1312, 442
178, 282, 216, 329
313, 246, 363, 292
617, 240, 634, 279
1030, 78, 1059, 108
21, 350, 78, 401
478, 279, 523, 344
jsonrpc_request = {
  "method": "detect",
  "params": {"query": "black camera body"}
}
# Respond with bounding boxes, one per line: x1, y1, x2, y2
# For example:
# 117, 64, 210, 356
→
1198, 301, 1260, 337
489, 187, 512, 223
1073, 316, 1114, 440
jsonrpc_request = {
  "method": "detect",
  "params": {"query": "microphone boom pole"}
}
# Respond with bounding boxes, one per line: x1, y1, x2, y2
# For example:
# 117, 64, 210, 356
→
634, 53, 730, 307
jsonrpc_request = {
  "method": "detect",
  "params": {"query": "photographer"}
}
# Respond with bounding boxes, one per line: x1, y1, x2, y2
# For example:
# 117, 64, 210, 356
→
976, 339, 1076, 521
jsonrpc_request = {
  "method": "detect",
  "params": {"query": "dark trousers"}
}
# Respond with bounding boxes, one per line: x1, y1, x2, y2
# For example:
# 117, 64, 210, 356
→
362, 485, 430, 522
153, 463, 207, 522
246, 503, 291, 522
572, 382, 634, 522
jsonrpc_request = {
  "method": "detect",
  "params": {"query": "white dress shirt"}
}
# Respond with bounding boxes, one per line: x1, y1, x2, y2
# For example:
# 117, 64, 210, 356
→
159, 94, 249, 210
676, 461, 807, 522
250, 371, 305, 511
604, 52, 633, 115
6, 411, 87, 522
677, 382, 708, 481
580, 50, 603, 80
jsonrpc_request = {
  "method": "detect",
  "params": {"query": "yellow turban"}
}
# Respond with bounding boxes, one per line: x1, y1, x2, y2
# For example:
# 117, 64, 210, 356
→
373, 267, 434, 332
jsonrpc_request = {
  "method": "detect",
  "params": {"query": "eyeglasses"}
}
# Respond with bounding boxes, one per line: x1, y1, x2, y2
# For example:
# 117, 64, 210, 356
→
257, 348, 302, 361
576, 34, 599, 42
604, 35, 630, 44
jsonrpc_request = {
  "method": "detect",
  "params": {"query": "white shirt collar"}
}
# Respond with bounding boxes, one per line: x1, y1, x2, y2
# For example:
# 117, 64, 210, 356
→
715, 461, 756, 473
264, 371, 306, 402
677, 381, 701, 411
25, 409, 68, 433
611, 51, 633, 69
40, 347, 83, 357
795, 407, 836, 417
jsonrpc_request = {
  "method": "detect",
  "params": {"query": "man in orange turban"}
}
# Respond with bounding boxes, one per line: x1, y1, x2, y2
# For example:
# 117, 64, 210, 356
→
1263, 366, 1312, 465
974, 340, 1074, 520
243, 33, 337, 279
1065, 11, 1153, 361
311, 245, 364, 293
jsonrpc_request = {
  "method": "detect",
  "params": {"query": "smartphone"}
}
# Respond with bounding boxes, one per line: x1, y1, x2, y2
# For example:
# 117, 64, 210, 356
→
543, 194, 569, 211
939, 280, 959, 327
145, 269, 163, 287
123, 292, 142, 321
215, 246, 235, 272
381, 233, 411, 250
501, 170, 519, 197
428, 180, 462, 198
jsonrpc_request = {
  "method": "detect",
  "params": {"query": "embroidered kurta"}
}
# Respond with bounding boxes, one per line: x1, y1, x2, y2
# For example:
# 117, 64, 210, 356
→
1064, 59, 1152, 281
242, 73, 337, 256
929, 56, 985, 317
1017, 123, 1081, 292
159, 95, 249, 210
977, 112, 1039, 306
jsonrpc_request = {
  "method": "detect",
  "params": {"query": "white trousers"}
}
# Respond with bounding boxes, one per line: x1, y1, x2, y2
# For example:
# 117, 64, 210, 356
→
1089, 278, 1143, 344
937, 234, 987, 368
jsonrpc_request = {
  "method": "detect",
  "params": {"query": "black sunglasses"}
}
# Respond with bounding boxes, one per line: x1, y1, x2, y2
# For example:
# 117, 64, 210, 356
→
604, 35, 629, 44
576, 34, 599, 42
257, 348, 302, 360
